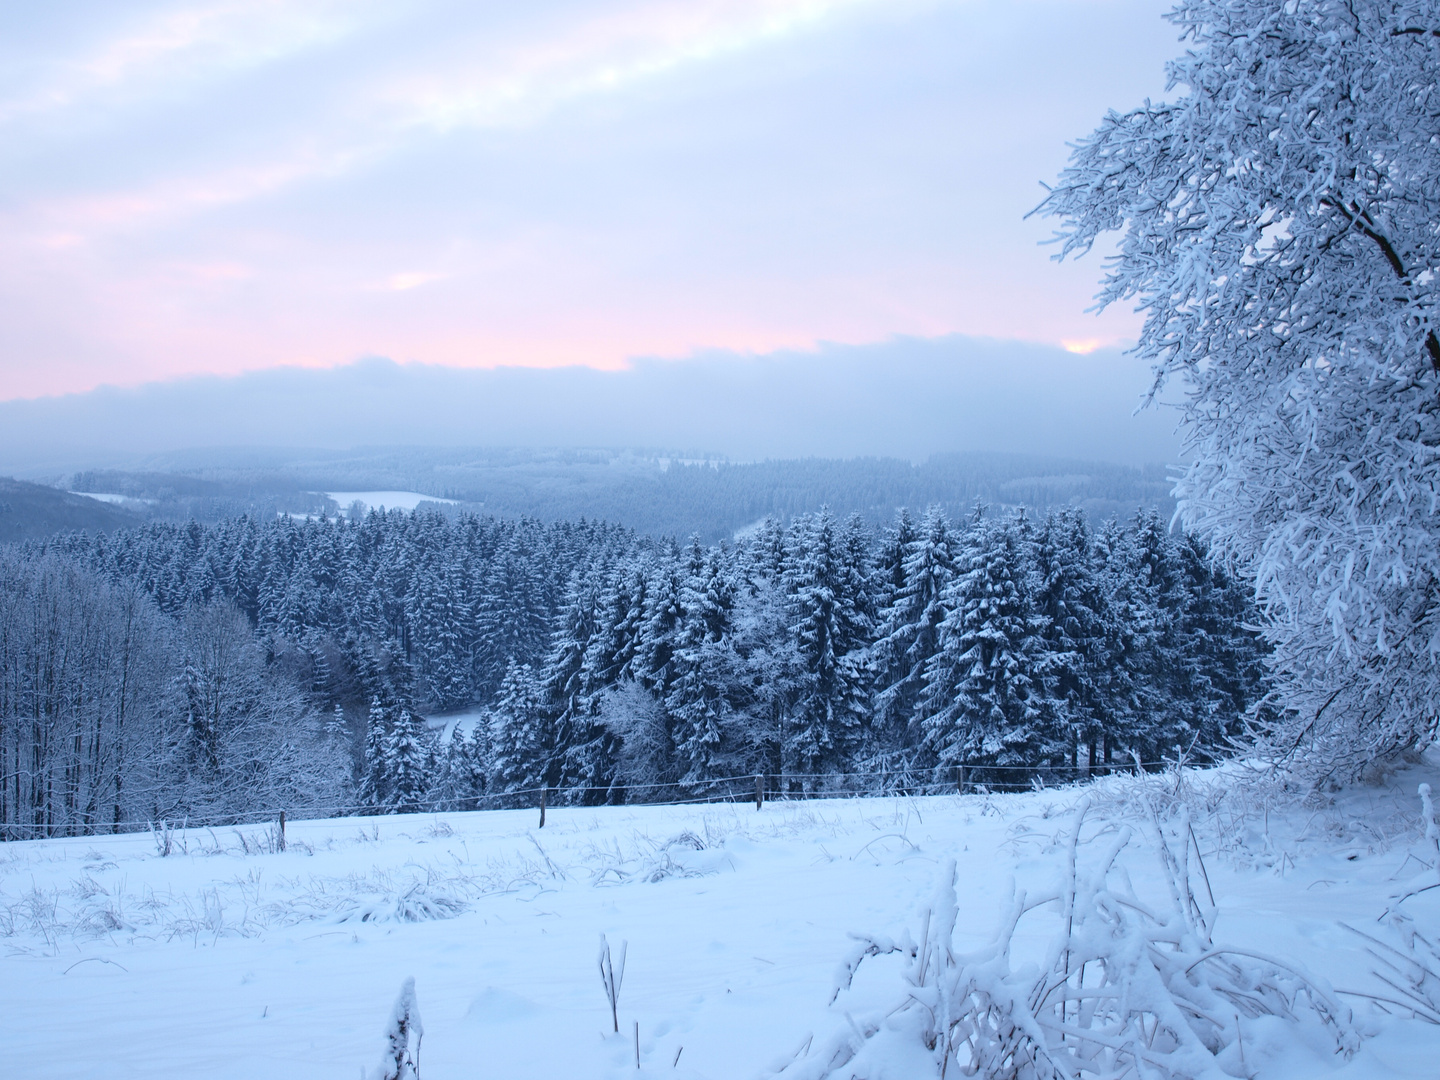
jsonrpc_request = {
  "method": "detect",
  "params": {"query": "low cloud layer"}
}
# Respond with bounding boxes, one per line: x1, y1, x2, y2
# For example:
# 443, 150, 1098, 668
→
0, 335, 1181, 474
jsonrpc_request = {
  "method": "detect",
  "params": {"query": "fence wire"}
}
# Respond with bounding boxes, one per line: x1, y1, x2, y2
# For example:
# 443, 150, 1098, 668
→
0, 758, 1187, 841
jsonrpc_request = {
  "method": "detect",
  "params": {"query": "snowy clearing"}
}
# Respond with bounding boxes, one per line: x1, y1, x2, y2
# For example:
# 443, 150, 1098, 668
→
428, 708, 488, 744
5, 763, 1440, 1079
326, 491, 459, 514
69, 491, 154, 506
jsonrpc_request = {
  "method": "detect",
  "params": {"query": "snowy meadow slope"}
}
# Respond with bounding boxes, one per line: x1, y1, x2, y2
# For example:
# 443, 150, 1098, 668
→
5, 766, 1440, 1079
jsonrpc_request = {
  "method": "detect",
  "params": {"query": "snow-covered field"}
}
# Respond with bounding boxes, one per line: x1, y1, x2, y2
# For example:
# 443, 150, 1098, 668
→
70, 491, 154, 506
5, 762, 1440, 1079
428, 708, 487, 743
326, 491, 459, 514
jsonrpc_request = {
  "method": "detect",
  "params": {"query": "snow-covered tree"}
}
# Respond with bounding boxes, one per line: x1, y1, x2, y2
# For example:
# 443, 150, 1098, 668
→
1036, 0, 1440, 779
438, 723, 488, 810
546, 569, 622, 799
723, 561, 804, 781
595, 679, 674, 793
667, 545, 738, 784
408, 560, 472, 711
359, 693, 434, 813
582, 561, 650, 693
487, 659, 549, 797
784, 510, 871, 783
921, 516, 1051, 779
1029, 508, 1107, 769
383, 707, 434, 813
359, 693, 395, 808
869, 505, 958, 765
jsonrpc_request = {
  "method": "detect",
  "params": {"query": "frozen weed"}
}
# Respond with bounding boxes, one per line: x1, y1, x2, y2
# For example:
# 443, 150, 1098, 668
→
280, 864, 488, 925
75, 894, 129, 936
1342, 912, 1440, 1024
1337, 784, 1440, 1024
525, 834, 566, 880
151, 820, 180, 857
69, 875, 107, 901
589, 829, 722, 885
787, 799, 1358, 1080
329, 881, 468, 924
18, 886, 60, 948
368, 976, 423, 1080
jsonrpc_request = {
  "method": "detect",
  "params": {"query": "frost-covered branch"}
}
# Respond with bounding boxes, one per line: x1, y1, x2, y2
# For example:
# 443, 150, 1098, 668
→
1034, 0, 1440, 781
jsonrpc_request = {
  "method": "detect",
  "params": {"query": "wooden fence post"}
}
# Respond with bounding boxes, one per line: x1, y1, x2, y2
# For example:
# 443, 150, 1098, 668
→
957, 765, 966, 794
539, 786, 547, 829
756, 774, 763, 811
278, 810, 286, 852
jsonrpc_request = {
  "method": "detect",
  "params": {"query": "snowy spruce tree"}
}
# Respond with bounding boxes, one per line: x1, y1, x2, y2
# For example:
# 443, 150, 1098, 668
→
1116, 510, 1188, 761
360, 694, 393, 809
921, 515, 1052, 783
725, 548, 805, 781
439, 723, 488, 811
1087, 517, 1151, 769
1036, 0, 1440, 779
487, 659, 550, 798
547, 570, 623, 800
361, 692, 433, 814
1029, 508, 1109, 770
867, 505, 958, 776
667, 543, 739, 785
783, 510, 872, 786
382, 707, 434, 813
409, 560, 473, 711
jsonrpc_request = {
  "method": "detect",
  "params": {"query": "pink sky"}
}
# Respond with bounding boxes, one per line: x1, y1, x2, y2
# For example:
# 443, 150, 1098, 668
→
0, 0, 1176, 401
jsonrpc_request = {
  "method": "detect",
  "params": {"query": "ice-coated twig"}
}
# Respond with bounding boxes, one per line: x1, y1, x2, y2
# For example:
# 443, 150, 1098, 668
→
599, 933, 627, 1033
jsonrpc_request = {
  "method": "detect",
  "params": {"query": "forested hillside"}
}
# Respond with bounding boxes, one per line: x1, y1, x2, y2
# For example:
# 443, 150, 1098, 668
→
2, 503, 1263, 835
0, 477, 142, 542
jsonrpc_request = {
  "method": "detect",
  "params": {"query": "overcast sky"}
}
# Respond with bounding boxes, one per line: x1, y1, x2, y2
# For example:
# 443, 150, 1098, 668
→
1, 0, 1183, 462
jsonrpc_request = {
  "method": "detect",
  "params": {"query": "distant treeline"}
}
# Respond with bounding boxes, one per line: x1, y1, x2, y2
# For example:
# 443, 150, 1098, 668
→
65, 449, 1175, 541
0, 502, 1264, 835
514, 454, 1177, 541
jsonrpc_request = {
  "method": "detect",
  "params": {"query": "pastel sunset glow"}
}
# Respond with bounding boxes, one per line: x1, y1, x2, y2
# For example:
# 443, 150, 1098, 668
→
1, 0, 1176, 401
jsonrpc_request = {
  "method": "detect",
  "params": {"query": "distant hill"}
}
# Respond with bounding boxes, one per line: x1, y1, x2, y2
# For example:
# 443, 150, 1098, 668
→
66, 468, 329, 523
43, 448, 1177, 541
0, 477, 143, 543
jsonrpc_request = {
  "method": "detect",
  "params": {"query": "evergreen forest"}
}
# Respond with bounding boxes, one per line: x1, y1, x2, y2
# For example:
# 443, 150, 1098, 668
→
1, 503, 1266, 835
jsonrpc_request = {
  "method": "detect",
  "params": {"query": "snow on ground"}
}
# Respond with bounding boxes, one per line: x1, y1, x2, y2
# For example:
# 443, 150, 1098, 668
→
5, 760, 1440, 1079
70, 491, 154, 506
326, 491, 459, 514
427, 708, 488, 743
